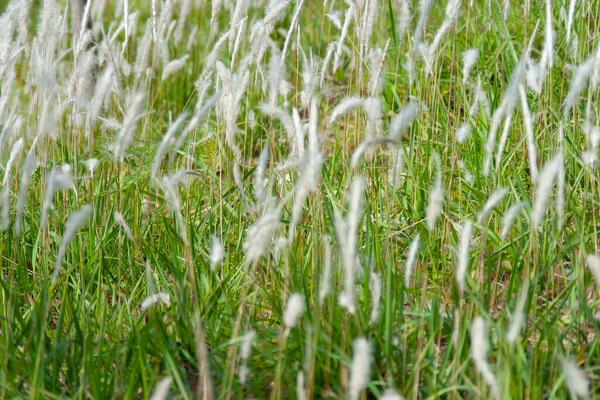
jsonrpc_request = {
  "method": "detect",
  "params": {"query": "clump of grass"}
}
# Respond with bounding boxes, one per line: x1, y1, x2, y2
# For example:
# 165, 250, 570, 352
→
1, 0, 600, 398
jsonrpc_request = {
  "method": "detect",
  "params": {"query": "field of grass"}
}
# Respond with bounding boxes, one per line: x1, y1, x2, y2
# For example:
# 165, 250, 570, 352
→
1, 0, 600, 398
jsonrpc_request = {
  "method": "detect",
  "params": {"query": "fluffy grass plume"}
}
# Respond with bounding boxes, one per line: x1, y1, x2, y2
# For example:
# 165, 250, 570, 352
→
349, 338, 372, 400
470, 317, 499, 399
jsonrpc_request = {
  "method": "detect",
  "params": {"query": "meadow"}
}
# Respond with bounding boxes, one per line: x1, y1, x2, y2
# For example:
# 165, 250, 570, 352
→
0, 0, 599, 398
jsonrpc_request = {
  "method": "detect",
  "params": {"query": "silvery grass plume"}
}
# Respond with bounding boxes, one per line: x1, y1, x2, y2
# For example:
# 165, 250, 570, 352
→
215, 60, 250, 163
161, 54, 189, 81
363, 97, 383, 142
210, 0, 222, 28
349, 338, 372, 400
586, 254, 600, 287
266, 44, 284, 106
561, 357, 589, 398
134, 21, 153, 80
338, 176, 366, 314
426, 154, 443, 231
89, 66, 115, 127
202, 30, 231, 74
404, 234, 420, 288
477, 187, 508, 224
296, 371, 307, 400
456, 220, 473, 293
258, 104, 299, 159
468, 77, 491, 118
518, 85, 539, 181
500, 201, 526, 239
230, 16, 247, 68
160, 171, 190, 242
506, 279, 529, 344
389, 102, 418, 141
114, 211, 135, 243
85, 158, 99, 178
357, 0, 379, 82
300, 49, 321, 109
280, 0, 305, 64
369, 270, 382, 324
15, 149, 37, 235
289, 148, 323, 242
418, 0, 460, 76
582, 119, 600, 150
40, 165, 77, 231
210, 235, 225, 271
0, 138, 24, 231
333, 2, 355, 73
228, 0, 249, 53
325, 10, 342, 29
470, 317, 500, 399
483, 52, 528, 176
151, 111, 189, 180
388, 147, 405, 189
458, 160, 474, 185
319, 240, 333, 304
351, 100, 417, 169
380, 389, 405, 400
581, 150, 598, 168
122, 0, 129, 53
328, 96, 365, 125
246, 1, 289, 66
253, 147, 270, 207
174, 91, 222, 156
525, 0, 554, 94
395, 0, 411, 41
462, 48, 479, 84
368, 43, 390, 98
283, 293, 305, 335
51, 204, 93, 284
320, 43, 336, 88
145, 259, 158, 295
566, 0, 576, 45
238, 329, 256, 385
532, 154, 563, 229
149, 376, 172, 400
140, 292, 171, 310
564, 50, 600, 118
412, 0, 433, 49
456, 122, 472, 144
113, 90, 147, 163
350, 136, 396, 170
243, 206, 282, 264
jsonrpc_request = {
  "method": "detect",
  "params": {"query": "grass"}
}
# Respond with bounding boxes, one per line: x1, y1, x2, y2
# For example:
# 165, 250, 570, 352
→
1, 0, 600, 398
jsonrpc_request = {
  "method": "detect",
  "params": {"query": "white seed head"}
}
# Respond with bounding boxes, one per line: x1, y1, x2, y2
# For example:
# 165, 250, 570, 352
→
349, 338, 372, 400
561, 357, 589, 397
140, 292, 171, 310
283, 293, 305, 332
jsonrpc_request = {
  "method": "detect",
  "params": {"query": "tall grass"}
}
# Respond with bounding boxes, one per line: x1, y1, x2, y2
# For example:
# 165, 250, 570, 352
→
1, 0, 600, 398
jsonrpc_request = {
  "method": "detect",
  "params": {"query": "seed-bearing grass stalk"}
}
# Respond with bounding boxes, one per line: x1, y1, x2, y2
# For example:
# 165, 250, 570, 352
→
404, 234, 420, 288
149, 376, 172, 400
561, 356, 589, 397
532, 154, 563, 229
500, 201, 526, 239
426, 154, 443, 232
0, 138, 24, 231
456, 220, 473, 293
338, 175, 366, 314
506, 279, 529, 344
349, 337, 372, 400
476, 187, 508, 224
470, 316, 499, 399
51, 204, 93, 284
